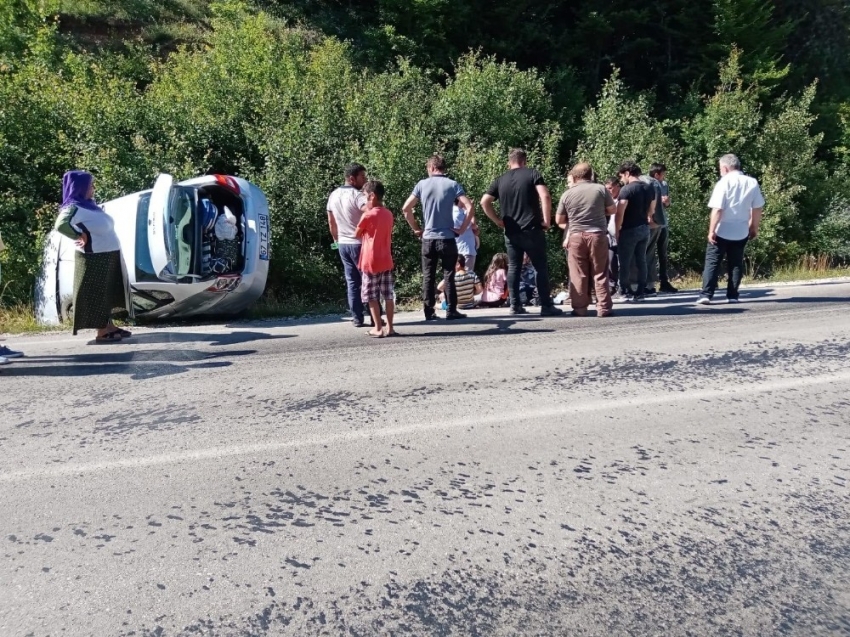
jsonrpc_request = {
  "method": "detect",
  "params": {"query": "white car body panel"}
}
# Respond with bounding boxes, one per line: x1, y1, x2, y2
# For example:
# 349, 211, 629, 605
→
35, 174, 271, 325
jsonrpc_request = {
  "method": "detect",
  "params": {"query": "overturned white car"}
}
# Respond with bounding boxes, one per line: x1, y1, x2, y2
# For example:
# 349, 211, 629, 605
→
36, 174, 271, 324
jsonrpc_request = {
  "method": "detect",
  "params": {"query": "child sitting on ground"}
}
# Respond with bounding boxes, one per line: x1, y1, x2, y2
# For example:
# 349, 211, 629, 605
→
439, 254, 482, 310
355, 180, 397, 338
475, 253, 509, 308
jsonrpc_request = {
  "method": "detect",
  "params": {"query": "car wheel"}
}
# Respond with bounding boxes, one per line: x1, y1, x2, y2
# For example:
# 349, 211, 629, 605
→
60, 297, 74, 324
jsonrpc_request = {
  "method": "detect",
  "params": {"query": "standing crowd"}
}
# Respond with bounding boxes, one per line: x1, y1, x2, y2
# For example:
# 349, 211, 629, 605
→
0, 150, 764, 361
326, 149, 764, 338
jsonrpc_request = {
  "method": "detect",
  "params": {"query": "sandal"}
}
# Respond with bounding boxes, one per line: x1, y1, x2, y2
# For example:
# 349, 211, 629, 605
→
366, 330, 385, 339
93, 332, 123, 344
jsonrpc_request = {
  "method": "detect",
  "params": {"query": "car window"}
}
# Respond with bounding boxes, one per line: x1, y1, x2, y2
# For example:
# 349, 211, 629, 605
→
167, 188, 195, 277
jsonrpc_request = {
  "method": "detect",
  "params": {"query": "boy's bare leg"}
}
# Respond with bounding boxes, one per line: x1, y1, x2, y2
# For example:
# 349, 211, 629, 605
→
385, 299, 395, 334
367, 301, 383, 337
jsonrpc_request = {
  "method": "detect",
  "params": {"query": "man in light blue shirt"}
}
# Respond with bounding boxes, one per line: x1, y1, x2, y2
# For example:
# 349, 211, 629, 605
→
403, 155, 475, 321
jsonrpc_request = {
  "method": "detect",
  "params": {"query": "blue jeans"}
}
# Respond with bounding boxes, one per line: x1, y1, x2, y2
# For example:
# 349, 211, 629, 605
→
338, 243, 364, 322
618, 225, 650, 296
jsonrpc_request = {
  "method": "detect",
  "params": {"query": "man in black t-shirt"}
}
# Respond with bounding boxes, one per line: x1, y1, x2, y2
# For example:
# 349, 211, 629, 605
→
614, 161, 656, 303
480, 148, 563, 316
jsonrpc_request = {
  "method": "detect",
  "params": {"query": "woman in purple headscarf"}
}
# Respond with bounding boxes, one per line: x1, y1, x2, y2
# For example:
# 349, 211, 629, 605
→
54, 170, 131, 342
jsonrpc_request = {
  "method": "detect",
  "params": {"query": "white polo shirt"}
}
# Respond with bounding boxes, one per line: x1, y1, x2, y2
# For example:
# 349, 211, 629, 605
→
708, 170, 765, 241
327, 185, 366, 245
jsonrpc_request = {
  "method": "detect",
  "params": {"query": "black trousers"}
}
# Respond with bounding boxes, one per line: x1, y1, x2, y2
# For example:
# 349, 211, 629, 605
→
422, 238, 459, 315
505, 228, 553, 310
700, 237, 748, 300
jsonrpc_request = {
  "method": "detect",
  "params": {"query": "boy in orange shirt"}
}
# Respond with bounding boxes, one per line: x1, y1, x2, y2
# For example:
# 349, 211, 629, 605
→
355, 181, 397, 338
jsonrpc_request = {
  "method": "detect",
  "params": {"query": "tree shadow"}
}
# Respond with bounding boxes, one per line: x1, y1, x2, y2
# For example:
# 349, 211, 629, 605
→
0, 349, 256, 380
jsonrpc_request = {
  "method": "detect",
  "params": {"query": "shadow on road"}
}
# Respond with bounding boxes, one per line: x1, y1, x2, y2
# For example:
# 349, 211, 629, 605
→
400, 317, 555, 338
0, 349, 256, 380
125, 331, 295, 347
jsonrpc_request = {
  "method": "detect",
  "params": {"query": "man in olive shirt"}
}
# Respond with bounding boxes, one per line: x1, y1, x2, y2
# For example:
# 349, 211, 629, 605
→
480, 148, 563, 316
555, 163, 616, 316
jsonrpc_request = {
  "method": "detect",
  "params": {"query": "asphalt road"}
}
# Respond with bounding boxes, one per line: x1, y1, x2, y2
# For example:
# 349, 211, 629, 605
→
2, 282, 850, 637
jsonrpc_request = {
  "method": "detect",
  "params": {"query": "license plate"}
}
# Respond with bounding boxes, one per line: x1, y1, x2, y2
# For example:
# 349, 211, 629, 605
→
258, 215, 270, 261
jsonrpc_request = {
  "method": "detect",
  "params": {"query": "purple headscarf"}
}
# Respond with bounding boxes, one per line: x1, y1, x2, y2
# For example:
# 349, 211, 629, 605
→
61, 170, 99, 211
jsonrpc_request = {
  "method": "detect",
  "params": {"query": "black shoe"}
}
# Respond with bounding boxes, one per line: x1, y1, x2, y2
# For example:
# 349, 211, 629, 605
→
632, 295, 646, 303
540, 305, 564, 316
445, 311, 467, 320
510, 306, 528, 315
659, 282, 679, 294
424, 313, 439, 321
352, 318, 365, 328
644, 287, 657, 297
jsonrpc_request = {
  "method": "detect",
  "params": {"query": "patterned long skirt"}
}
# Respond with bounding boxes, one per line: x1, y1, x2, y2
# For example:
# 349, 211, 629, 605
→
72, 250, 126, 335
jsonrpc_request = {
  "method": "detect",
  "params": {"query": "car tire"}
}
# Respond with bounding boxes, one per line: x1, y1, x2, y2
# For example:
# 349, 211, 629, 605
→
60, 297, 74, 324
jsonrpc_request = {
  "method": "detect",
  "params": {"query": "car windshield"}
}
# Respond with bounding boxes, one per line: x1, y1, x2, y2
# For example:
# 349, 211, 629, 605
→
165, 187, 196, 278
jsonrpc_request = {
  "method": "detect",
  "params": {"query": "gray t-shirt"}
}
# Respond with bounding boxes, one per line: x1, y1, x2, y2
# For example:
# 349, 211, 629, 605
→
412, 175, 466, 240
556, 182, 615, 234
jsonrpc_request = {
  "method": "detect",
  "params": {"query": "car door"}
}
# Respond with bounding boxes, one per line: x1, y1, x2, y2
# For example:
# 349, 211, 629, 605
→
147, 173, 175, 280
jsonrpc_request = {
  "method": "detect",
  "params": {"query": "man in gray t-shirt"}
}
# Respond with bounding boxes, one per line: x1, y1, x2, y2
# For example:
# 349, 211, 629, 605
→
403, 155, 475, 321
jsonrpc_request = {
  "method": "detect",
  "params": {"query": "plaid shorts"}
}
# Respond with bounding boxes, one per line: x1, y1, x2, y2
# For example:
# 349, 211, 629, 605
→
361, 270, 395, 302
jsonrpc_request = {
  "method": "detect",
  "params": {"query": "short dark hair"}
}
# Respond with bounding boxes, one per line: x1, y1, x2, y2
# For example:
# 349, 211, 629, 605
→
457, 254, 466, 268
618, 161, 641, 177
649, 163, 667, 178
363, 180, 385, 201
345, 163, 366, 180
427, 154, 447, 172
604, 176, 621, 187
508, 148, 528, 165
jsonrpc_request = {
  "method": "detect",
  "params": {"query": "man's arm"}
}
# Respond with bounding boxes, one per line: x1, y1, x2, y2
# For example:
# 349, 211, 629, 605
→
327, 211, 339, 242
402, 194, 422, 237
749, 207, 763, 239
456, 194, 475, 235
605, 204, 617, 217
480, 193, 504, 229
615, 200, 628, 235
555, 195, 568, 230
537, 184, 552, 229
708, 208, 722, 244
647, 198, 657, 227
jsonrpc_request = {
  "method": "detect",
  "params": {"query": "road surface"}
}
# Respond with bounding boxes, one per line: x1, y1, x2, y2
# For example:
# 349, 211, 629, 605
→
2, 282, 850, 636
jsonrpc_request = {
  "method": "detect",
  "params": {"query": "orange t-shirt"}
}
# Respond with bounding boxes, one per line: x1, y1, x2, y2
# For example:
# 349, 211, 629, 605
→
356, 206, 394, 274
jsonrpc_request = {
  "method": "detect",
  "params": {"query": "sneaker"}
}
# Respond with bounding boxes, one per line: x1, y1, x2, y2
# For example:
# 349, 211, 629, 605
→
728, 298, 740, 304
424, 313, 439, 322
509, 307, 528, 315
696, 296, 712, 305
659, 282, 679, 294
445, 311, 467, 320
540, 305, 564, 317
0, 346, 23, 359
643, 287, 657, 297
612, 292, 631, 304
0, 356, 8, 366
632, 295, 646, 303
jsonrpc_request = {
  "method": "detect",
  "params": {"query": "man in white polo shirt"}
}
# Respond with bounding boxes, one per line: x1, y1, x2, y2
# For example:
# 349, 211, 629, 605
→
697, 154, 765, 305
327, 163, 368, 326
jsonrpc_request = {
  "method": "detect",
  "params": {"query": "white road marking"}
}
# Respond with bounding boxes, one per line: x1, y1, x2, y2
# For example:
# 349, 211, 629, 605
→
2, 369, 850, 483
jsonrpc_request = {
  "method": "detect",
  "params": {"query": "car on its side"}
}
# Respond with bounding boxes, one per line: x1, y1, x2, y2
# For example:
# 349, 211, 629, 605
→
35, 174, 271, 324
